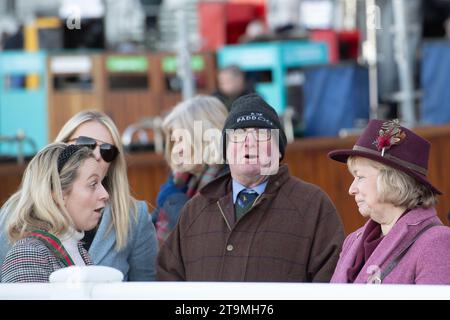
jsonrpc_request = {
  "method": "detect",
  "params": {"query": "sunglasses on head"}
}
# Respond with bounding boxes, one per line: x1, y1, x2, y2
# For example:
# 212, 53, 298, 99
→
70, 136, 119, 163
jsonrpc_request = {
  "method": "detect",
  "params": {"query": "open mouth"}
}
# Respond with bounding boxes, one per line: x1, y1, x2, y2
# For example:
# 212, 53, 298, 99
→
94, 207, 105, 214
244, 154, 258, 159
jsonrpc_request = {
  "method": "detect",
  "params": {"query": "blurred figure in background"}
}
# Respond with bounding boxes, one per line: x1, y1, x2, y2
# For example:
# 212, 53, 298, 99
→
152, 95, 229, 243
0, 110, 158, 281
213, 65, 254, 110
1, 143, 108, 282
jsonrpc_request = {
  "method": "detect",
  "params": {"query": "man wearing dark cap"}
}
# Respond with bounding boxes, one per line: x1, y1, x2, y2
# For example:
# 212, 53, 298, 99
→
157, 93, 344, 282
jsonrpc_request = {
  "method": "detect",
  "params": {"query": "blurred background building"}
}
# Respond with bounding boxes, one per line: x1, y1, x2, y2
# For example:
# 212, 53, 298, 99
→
1, 0, 450, 148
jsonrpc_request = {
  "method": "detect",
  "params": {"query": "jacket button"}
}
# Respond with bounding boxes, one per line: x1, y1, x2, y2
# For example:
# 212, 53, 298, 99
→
226, 244, 234, 251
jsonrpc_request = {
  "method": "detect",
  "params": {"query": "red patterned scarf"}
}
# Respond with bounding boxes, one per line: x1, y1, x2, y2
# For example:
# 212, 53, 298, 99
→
29, 230, 75, 267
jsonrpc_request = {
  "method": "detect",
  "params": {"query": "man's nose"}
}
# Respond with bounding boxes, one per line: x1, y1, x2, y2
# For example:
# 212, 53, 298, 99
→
244, 131, 257, 145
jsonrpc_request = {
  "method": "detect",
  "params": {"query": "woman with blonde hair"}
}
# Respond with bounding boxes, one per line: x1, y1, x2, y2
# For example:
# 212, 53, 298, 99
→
2, 143, 109, 282
153, 95, 228, 242
0, 110, 158, 281
328, 119, 450, 284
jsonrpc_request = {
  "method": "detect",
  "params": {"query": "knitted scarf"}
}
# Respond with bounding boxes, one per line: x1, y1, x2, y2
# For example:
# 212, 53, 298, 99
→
156, 165, 222, 243
173, 165, 222, 198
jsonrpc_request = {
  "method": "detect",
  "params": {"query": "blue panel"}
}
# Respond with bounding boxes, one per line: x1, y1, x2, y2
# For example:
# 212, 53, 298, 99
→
0, 51, 48, 156
421, 41, 450, 125
303, 64, 370, 137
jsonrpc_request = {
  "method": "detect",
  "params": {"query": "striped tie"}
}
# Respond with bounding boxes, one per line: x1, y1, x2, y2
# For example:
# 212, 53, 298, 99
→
235, 189, 258, 221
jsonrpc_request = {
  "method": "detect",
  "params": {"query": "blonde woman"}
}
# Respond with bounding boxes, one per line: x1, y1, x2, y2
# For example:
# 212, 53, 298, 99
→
1, 143, 109, 282
0, 110, 158, 281
153, 95, 229, 242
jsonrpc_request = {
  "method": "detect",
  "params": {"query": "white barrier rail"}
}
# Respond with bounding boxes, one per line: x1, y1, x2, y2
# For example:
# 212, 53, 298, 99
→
0, 282, 449, 300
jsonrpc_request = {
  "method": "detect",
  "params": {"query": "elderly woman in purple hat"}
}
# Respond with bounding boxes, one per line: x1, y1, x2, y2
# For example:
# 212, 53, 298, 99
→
328, 119, 450, 284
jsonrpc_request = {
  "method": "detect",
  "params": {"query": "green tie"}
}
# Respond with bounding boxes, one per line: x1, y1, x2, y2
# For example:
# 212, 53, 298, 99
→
235, 189, 258, 221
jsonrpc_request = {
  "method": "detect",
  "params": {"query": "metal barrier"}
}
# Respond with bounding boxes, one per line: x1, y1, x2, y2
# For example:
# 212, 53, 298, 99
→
122, 116, 164, 154
0, 131, 37, 164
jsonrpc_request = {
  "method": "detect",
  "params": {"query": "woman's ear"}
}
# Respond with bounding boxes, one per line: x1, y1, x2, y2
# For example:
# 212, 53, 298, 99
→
52, 190, 67, 207
62, 191, 68, 206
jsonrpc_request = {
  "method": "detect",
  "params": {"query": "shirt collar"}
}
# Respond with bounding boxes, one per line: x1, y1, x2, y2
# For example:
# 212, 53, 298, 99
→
232, 179, 268, 204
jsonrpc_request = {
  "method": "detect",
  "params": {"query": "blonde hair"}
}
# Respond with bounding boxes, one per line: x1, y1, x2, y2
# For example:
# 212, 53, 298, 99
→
163, 95, 228, 172
347, 156, 437, 209
5, 143, 95, 241
54, 110, 137, 249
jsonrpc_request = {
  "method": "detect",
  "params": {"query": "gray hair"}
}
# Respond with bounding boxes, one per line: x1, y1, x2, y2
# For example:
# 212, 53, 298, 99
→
163, 95, 228, 171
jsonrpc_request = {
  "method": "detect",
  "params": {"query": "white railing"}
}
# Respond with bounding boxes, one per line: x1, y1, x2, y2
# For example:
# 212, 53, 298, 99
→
0, 282, 449, 300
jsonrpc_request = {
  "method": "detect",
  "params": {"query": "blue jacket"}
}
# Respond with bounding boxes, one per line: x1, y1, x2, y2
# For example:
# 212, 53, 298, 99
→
151, 174, 188, 230
152, 167, 230, 230
0, 200, 158, 281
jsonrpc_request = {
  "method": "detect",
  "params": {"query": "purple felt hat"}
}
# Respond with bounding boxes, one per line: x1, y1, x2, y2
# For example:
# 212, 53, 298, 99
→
328, 119, 442, 195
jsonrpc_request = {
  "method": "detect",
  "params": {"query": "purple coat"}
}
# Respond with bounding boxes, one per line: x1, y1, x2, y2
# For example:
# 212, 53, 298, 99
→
331, 207, 450, 284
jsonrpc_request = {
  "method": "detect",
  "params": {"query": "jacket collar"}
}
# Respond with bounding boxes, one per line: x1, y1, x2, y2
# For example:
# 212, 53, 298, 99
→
210, 164, 291, 228
88, 205, 115, 262
77, 242, 93, 265
200, 164, 291, 200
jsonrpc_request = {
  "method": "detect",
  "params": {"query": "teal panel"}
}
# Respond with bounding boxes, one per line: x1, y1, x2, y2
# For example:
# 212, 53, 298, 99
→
218, 41, 328, 69
0, 51, 46, 74
0, 51, 48, 157
218, 44, 278, 69
281, 42, 328, 66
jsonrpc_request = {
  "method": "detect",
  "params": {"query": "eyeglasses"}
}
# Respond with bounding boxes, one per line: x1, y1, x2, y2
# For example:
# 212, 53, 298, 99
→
227, 129, 272, 143
69, 136, 119, 163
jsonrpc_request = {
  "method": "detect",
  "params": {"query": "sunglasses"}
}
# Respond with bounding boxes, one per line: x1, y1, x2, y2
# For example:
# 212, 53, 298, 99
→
70, 136, 119, 163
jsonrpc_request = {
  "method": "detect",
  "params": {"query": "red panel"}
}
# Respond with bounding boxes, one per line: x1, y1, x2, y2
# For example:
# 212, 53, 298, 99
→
337, 30, 360, 60
310, 29, 339, 63
226, 4, 255, 23
198, 2, 227, 50
198, 2, 267, 50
